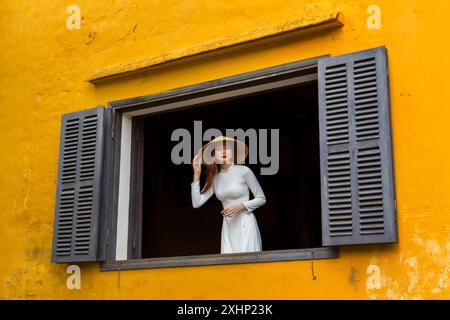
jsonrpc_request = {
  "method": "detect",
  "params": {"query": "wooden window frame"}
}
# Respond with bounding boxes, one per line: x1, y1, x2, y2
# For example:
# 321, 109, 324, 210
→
99, 55, 340, 271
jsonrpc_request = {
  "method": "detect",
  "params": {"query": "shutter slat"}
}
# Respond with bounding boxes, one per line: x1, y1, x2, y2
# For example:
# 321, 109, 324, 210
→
319, 46, 398, 246
51, 107, 105, 263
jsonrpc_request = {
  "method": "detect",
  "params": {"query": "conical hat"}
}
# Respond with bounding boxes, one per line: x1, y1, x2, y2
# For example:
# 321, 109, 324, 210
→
199, 136, 249, 165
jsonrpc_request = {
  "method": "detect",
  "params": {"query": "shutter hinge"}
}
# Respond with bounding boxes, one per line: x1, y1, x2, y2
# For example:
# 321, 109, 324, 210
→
111, 128, 115, 140
132, 233, 136, 249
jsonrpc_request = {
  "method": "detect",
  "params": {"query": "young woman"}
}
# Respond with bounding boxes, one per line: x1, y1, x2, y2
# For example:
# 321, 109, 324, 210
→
191, 136, 266, 254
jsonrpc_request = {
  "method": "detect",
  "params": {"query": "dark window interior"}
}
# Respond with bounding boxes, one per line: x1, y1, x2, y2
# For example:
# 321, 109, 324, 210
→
140, 81, 322, 259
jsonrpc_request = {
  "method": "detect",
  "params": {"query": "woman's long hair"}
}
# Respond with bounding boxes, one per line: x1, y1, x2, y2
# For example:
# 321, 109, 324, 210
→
201, 163, 219, 194
200, 141, 237, 194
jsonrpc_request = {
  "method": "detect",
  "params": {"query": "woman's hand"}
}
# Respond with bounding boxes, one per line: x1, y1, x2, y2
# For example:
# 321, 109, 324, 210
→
221, 203, 246, 218
192, 152, 202, 181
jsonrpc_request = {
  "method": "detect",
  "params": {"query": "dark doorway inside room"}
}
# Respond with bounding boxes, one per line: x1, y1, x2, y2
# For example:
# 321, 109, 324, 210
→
139, 81, 322, 259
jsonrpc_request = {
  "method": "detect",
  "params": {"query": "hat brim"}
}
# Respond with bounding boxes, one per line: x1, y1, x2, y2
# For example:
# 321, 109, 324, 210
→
200, 137, 248, 165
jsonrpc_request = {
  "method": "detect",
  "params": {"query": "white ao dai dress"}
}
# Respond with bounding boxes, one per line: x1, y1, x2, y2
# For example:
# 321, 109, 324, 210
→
191, 164, 266, 254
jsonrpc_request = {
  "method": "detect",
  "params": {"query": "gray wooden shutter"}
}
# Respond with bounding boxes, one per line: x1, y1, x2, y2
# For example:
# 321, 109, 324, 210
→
318, 46, 397, 246
51, 107, 106, 263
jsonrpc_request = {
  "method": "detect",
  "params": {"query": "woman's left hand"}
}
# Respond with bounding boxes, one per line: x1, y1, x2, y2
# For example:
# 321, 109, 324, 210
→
221, 203, 246, 218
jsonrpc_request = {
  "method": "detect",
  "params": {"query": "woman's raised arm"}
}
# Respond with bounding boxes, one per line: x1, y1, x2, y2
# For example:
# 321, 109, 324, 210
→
191, 153, 214, 208
191, 180, 214, 208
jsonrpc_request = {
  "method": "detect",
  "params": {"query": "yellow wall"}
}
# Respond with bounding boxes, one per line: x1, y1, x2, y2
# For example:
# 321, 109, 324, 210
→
0, 0, 449, 299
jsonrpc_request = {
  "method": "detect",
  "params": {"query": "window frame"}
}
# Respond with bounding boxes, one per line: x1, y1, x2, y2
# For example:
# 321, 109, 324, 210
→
99, 54, 340, 271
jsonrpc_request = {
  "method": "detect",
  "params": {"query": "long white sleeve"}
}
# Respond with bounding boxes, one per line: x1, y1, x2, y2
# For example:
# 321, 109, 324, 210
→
191, 180, 214, 208
242, 167, 266, 213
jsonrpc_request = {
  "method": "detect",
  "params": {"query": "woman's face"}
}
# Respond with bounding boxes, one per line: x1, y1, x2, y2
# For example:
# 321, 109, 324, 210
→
214, 143, 233, 164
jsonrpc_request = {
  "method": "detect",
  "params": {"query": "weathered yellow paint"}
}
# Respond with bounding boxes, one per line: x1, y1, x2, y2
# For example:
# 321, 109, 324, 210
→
86, 11, 343, 83
0, 0, 449, 299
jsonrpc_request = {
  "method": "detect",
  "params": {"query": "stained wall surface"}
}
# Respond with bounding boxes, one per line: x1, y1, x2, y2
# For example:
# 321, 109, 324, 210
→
0, 0, 448, 299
